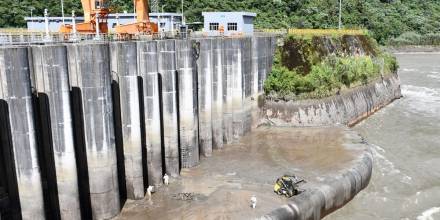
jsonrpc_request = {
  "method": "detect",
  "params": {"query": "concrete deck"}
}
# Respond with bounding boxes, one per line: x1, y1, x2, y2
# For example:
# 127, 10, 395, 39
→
116, 126, 371, 220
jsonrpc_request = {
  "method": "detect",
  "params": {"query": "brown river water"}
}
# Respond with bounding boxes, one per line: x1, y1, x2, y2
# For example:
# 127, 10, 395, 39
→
327, 53, 440, 220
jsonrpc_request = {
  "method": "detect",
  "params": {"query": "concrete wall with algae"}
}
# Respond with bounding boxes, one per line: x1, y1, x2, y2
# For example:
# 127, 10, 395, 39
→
261, 73, 402, 127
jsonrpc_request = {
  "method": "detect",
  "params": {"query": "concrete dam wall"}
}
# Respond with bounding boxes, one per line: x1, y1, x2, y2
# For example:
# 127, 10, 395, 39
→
0, 36, 276, 219
261, 73, 402, 127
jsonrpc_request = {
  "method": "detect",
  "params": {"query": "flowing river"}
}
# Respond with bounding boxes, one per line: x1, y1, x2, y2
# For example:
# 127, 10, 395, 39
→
327, 53, 440, 220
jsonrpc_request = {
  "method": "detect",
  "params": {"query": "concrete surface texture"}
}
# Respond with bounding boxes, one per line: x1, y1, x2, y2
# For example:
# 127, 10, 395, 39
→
197, 38, 214, 157
0, 47, 45, 219
262, 73, 402, 127
67, 43, 120, 219
157, 40, 180, 178
31, 45, 81, 219
110, 42, 145, 200
176, 39, 200, 168
116, 126, 372, 220
211, 38, 224, 150
137, 40, 164, 187
222, 38, 235, 144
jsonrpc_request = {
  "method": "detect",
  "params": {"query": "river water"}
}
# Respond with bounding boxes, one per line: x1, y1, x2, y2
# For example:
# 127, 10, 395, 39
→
327, 53, 440, 220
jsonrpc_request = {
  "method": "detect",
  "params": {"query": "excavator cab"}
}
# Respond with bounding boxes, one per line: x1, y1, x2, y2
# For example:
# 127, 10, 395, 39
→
274, 175, 306, 198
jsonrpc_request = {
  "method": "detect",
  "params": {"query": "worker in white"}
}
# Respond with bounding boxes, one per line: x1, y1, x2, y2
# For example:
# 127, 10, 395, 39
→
250, 195, 257, 209
146, 186, 154, 199
163, 174, 169, 185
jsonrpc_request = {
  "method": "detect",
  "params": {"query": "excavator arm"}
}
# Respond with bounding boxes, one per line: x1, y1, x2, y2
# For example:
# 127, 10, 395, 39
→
115, 0, 158, 35
60, 0, 109, 34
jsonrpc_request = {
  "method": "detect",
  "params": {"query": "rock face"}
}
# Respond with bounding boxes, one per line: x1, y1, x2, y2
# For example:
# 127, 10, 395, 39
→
261, 72, 402, 127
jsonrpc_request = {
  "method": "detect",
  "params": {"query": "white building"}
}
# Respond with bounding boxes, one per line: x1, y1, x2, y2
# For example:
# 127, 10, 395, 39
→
202, 12, 256, 36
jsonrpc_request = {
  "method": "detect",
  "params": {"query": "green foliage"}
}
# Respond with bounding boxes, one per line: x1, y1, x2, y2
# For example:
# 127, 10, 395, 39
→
1, 0, 440, 44
388, 31, 440, 46
264, 42, 397, 100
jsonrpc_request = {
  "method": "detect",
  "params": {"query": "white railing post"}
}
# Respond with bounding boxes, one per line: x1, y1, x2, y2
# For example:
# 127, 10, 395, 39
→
94, 14, 101, 40
71, 10, 79, 41
44, 9, 52, 42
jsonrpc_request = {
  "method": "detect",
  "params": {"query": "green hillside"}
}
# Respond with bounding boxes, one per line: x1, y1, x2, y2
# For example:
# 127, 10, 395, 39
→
1, 0, 440, 44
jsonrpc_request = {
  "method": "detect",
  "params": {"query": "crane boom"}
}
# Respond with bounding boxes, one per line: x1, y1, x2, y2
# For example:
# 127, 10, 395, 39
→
135, 0, 149, 22
81, 0, 92, 22
115, 0, 158, 36
60, 0, 109, 34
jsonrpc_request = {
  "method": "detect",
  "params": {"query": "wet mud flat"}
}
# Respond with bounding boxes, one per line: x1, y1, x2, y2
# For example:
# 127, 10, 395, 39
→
116, 126, 370, 220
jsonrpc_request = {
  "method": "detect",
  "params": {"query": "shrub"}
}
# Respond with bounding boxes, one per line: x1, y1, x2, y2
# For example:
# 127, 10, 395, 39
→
264, 54, 395, 100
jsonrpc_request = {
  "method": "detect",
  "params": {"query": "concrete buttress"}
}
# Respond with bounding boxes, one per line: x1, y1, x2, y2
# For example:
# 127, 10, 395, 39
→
31, 45, 82, 219
0, 47, 45, 220
67, 43, 120, 219
222, 39, 234, 144
137, 41, 164, 187
110, 42, 144, 200
197, 39, 213, 156
157, 40, 180, 177
211, 38, 224, 149
175, 39, 199, 168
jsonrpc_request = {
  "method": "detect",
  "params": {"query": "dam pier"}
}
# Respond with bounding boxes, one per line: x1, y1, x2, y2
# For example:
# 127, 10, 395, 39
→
0, 36, 276, 219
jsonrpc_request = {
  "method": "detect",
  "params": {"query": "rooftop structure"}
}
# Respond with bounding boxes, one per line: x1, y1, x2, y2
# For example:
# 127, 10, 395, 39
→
25, 13, 183, 33
202, 12, 256, 36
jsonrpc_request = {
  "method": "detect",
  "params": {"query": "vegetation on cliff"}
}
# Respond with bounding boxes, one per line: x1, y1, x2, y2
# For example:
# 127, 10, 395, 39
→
264, 34, 398, 100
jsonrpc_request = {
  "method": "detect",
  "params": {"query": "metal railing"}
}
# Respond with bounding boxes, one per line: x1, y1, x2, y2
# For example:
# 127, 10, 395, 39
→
0, 30, 279, 46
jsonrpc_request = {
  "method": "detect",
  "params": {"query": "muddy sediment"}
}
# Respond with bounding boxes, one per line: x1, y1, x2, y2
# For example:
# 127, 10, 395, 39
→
116, 127, 371, 220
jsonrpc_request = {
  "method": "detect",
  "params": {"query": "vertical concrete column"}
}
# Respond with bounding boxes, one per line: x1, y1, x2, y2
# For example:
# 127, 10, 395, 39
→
268, 36, 277, 72
222, 39, 234, 144
110, 42, 144, 200
137, 41, 163, 186
67, 43, 120, 219
175, 40, 199, 168
241, 38, 253, 134
0, 47, 45, 219
258, 37, 268, 93
157, 40, 179, 177
31, 45, 81, 219
251, 37, 259, 96
197, 38, 213, 157
231, 39, 245, 140
211, 38, 224, 149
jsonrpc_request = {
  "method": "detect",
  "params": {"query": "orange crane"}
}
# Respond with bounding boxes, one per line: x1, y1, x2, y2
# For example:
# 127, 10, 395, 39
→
60, 0, 109, 34
114, 0, 158, 35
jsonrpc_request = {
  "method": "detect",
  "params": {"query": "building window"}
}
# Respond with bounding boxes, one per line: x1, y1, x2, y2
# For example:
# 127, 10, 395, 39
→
209, 23, 219, 31
160, 22, 166, 28
227, 23, 238, 31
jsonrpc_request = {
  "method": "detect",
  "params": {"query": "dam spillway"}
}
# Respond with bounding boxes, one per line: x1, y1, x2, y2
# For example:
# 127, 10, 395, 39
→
0, 36, 276, 219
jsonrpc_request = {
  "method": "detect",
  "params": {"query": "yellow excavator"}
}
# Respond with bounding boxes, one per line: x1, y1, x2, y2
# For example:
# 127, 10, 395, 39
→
60, 0, 157, 36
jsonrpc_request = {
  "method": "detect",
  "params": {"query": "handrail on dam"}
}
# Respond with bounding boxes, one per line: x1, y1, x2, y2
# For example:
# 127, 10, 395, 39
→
0, 30, 279, 46
0, 36, 277, 219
